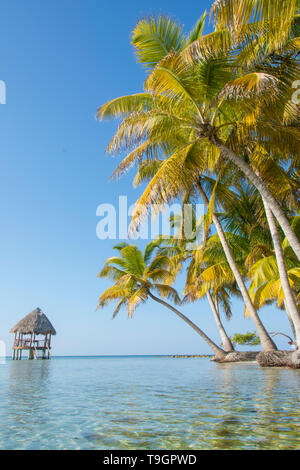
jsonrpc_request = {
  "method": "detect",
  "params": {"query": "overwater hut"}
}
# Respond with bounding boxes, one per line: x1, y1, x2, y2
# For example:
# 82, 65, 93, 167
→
10, 308, 56, 360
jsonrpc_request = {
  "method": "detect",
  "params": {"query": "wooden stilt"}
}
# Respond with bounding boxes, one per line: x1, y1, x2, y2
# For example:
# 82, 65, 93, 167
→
11, 326, 54, 360
48, 334, 51, 359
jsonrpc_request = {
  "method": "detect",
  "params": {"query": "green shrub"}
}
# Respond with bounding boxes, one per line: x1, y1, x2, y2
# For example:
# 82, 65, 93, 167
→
232, 332, 261, 346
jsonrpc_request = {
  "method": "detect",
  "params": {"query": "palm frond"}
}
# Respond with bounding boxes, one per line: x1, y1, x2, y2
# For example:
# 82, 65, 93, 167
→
127, 288, 148, 317
153, 283, 181, 304
145, 51, 203, 118
121, 245, 146, 277
219, 72, 280, 102
132, 15, 185, 69
186, 12, 207, 45
97, 93, 154, 120
143, 239, 162, 264
129, 142, 197, 233
133, 160, 163, 187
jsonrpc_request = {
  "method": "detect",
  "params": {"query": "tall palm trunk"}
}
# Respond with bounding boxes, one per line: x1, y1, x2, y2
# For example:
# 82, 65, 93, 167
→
284, 300, 297, 340
212, 137, 300, 261
206, 291, 234, 352
263, 199, 300, 349
197, 182, 277, 351
147, 290, 226, 359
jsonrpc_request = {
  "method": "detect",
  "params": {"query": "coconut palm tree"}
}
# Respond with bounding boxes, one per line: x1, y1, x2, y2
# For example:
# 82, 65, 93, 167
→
98, 69, 279, 351
210, 0, 299, 62
97, 12, 300, 349
131, 12, 207, 70
219, 170, 300, 347
184, 2, 300, 257
183, 245, 237, 353
262, 203, 300, 346
247, 217, 300, 341
156, 213, 235, 352
99, 14, 300, 260
97, 242, 226, 359
142, 52, 300, 259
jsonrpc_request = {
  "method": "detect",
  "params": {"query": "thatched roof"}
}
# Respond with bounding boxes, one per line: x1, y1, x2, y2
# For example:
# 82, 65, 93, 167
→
10, 308, 56, 335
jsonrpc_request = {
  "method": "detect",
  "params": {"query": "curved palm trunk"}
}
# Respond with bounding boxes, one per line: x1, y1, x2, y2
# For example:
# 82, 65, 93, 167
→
206, 291, 234, 352
148, 290, 226, 359
212, 137, 300, 261
197, 183, 277, 351
263, 199, 300, 349
284, 300, 297, 340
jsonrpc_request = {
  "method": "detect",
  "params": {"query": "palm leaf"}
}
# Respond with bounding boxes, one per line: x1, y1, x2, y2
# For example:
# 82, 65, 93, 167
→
127, 288, 148, 317
153, 283, 181, 304
132, 15, 185, 70
97, 93, 154, 120
186, 12, 207, 45
121, 245, 146, 277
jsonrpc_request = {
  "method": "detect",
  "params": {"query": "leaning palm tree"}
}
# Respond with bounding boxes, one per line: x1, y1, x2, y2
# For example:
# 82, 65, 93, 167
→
97, 242, 226, 359
262, 203, 300, 346
157, 213, 235, 352
97, 13, 300, 349
184, 253, 236, 353
142, 53, 300, 259
220, 171, 300, 347
247, 217, 300, 339
184, 221, 253, 353
98, 14, 300, 258
131, 12, 300, 258
97, 70, 278, 351
184, 3, 300, 257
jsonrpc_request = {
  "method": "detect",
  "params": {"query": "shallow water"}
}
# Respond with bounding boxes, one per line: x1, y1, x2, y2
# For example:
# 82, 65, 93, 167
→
0, 356, 299, 450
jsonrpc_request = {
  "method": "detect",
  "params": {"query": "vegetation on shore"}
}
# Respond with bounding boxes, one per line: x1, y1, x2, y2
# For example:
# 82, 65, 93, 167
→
97, 0, 300, 366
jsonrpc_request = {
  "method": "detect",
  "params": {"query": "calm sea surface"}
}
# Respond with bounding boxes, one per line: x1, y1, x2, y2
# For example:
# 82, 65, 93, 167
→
0, 356, 299, 450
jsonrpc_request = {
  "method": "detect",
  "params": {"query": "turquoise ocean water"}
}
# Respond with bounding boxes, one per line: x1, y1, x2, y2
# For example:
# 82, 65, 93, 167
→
0, 356, 299, 450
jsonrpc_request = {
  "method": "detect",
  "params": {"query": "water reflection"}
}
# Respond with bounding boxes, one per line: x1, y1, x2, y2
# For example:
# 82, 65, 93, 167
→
1, 361, 52, 449
0, 358, 299, 449
211, 363, 300, 449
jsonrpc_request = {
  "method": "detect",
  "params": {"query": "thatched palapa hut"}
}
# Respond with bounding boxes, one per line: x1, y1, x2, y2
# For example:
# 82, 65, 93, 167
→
10, 308, 56, 360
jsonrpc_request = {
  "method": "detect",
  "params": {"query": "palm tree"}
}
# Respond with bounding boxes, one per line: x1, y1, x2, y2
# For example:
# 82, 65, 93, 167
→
184, 2, 300, 258
132, 11, 300, 259
262, 204, 300, 346
143, 52, 300, 260
247, 217, 300, 341
184, 246, 236, 353
131, 13, 207, 70
99, 14, 300, 260
196, 182, 277, 350
211, 0, 299, 61
206, 290, 235, 352
97, 66, 278, 351
97, 13, 299, 349
156, 214, 235, 352
218, 168, 300, 347
97, 242, 226, 359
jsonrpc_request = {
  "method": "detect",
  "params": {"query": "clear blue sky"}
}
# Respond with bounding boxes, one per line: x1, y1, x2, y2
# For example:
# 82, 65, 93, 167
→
0, 0, 292, 355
